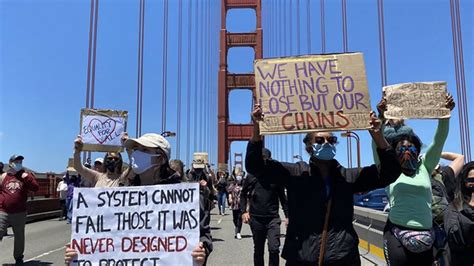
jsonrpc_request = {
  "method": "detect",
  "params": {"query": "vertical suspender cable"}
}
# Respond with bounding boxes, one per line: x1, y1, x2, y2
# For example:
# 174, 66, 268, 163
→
90, 0, 99, 109
136, 0, 145, 138
161, 0, 169, 133
176, 0, 183, 158
296, 0, 302, 160
320, 0, 325, 54
289, 0, 293, 54
193, 0, 199, 153
455, 0, 471, 161
342, 0, 351, 168
83, 0, 95, 162
377, 0, 387, 87
186, 0, 192, 165
450, 0, 471, 161
307, 0, 311, 54
85, 0, 94, 110
84, 0, 99, 161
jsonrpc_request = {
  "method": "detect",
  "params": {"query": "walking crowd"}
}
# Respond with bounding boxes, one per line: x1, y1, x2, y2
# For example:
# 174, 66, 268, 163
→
1, 94, 473, 266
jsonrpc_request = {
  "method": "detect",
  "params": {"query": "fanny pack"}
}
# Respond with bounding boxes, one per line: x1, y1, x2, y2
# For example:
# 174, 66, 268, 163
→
392, 226, 434, 253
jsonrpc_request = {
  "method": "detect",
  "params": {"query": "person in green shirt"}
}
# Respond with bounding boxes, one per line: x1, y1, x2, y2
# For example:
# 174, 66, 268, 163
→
379, 94, 455, 266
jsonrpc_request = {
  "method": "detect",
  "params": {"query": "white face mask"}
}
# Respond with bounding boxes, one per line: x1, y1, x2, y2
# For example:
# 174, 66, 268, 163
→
131, 150, 161, 174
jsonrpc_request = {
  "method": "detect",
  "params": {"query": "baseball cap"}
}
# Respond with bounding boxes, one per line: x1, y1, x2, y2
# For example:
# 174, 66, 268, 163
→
124, 133, 171, 160
94, 158, 104, 164
9, 154, 24, 162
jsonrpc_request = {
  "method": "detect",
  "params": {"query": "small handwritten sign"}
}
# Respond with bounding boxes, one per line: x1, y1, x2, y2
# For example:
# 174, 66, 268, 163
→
384, 81, 450, 119
80, 109, 128, 152
71, 183, 200, 266
254, 53, 371, 135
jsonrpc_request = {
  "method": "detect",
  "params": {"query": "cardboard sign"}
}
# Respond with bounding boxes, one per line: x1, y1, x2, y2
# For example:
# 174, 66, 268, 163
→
383, 81, 450, 119
80, 109, 128, 152
192, 152, 208, 169
254, 53, 371, 135
70, 183, 200, 266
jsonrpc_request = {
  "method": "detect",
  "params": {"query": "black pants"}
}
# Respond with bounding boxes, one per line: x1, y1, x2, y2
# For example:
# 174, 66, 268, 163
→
60, 199, 67, 219
383, 220, 433, 266
250, 216, 281, 266
232, 210, 242, 235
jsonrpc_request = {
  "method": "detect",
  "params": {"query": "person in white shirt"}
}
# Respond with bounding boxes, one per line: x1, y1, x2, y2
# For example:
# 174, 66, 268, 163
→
56, 177, 68, 220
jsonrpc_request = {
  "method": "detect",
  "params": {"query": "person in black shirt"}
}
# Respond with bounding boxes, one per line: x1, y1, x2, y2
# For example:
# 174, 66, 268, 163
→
246, 105, 401, 265
241, 148, 289, 266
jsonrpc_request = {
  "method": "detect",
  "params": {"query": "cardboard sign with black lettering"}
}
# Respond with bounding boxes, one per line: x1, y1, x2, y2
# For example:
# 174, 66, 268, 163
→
70, 183, 200, 265
254, 52, 371, 135
80, 108, 128, 152
383, 81, 450, 119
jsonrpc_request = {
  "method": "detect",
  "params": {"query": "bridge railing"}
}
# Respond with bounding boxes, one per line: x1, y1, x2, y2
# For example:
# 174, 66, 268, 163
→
353, 206, 388, 262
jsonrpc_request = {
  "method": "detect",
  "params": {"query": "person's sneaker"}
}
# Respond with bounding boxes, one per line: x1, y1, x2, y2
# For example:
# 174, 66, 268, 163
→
236, 233, 242, 240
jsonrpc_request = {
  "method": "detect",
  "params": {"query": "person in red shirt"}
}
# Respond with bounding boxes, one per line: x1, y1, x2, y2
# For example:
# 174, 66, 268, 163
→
0, 154, 39, 265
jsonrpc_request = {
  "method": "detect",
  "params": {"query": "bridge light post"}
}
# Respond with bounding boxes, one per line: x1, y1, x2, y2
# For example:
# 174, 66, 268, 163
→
341, 131, 361, 170
161, 131, 176, 137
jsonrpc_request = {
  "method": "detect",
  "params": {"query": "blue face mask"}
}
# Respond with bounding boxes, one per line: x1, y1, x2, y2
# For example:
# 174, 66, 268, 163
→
312, 143, 337, 160
12, 162, 22, 172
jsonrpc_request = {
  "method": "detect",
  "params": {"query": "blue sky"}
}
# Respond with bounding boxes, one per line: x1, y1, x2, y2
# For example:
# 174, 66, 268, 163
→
0, 0, 472, 173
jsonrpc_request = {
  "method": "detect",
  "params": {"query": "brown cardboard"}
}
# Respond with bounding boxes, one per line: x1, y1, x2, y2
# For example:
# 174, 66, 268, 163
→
384, 81, 450, 119
254, 53, 371, 135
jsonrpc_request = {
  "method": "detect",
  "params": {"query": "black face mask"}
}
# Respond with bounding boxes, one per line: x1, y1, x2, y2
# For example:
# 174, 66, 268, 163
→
465, 178, 474, 192
106, 161, 117, 172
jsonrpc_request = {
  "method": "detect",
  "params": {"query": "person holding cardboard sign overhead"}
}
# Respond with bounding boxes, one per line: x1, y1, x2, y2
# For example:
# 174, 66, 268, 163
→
246, 104, 402, 265
65, 132, 213, 265
379, 94, 455, 266
73, 135, 132, 188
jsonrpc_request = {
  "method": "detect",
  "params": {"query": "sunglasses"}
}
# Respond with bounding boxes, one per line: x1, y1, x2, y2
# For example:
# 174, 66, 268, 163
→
398, 146, 418, 153
106, 157, 120, 161
314, 136, 338, 145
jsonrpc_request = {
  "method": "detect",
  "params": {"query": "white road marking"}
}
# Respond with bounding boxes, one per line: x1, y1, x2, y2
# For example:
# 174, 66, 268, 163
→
25, 246, 66, 262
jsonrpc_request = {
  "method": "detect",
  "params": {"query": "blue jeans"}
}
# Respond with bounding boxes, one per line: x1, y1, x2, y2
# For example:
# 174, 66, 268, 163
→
66, 197, 73, 223
217, 192, 227, 215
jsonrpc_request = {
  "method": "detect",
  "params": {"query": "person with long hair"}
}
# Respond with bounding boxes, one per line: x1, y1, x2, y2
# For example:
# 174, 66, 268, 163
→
444, 161, 474, 266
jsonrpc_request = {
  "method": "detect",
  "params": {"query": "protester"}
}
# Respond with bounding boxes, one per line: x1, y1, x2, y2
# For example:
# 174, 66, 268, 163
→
93, 157, 104, 172
0, 162, 4, 175
64, 172, 81, 224
73, 136, 132, 187
0, 154, 39, 265
376, 95, 460, 265
65, 133, 213, 265
444, 161, 474, 266
56, 176, 68, 221
216, 170, 229, 216
246, 105, 401, 265
430, 152, 464, 265
382, 95, 454, 266
188, 161, 216, 211
240, 150, 289, 266
227, 174, 243, 240
170, 159, 186, 181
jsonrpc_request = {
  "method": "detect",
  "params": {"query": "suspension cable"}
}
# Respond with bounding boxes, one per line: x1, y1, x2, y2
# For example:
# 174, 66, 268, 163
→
135, 0, 145, 137
161, 0, 169, 132
176, 0, 183, 158
186, 0, 192, 165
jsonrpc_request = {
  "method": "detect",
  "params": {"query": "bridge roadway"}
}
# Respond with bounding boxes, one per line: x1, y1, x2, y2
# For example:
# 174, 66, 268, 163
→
0, 208, 385, 265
